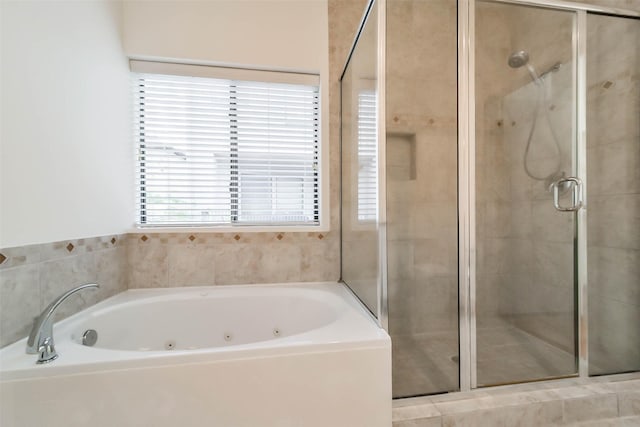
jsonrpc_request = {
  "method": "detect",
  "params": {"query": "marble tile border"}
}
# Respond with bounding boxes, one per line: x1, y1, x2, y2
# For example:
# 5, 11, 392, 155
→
393, 374, 640, 427
0, 234, 127, 270
0, 231, 334, 270
124, 231, 332, 246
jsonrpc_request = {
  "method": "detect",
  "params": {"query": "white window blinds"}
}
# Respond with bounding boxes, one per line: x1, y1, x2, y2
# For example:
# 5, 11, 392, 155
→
357, 89, 377, 222
132, 62, 320, 227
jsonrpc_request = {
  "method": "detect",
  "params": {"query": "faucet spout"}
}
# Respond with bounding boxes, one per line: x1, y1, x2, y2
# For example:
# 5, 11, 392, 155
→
26, 283, 99, 363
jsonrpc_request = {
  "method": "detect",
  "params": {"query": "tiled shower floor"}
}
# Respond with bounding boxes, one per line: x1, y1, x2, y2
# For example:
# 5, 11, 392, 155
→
392, 317, 577, 398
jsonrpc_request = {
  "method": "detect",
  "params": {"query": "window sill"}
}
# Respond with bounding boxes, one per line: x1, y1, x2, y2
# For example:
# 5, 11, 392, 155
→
128, 224, 329, 234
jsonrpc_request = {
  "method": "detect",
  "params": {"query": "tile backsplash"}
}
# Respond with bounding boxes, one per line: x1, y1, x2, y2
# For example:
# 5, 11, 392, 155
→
126, 232, 338, 288
0, 235, 128, 348
0, 231, 339, 348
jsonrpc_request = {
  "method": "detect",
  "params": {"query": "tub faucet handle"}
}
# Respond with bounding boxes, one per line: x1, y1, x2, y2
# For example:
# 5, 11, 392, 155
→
37, 336, 58, 364
26, 283, 99, 364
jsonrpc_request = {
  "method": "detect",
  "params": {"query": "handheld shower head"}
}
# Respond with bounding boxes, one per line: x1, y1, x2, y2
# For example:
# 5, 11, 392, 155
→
508, 51, 530, 68
508, 50, 541, 85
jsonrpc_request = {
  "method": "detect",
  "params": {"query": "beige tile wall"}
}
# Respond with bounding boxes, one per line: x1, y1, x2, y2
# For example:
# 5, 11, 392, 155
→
586, 13, 640, 375
383, 0, 459, 396
385, 0, 458, 338
125, 232, 338, 288
0, 236, 128, 347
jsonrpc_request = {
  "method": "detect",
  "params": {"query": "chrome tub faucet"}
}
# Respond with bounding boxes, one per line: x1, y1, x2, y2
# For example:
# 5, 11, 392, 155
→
26, 283, 99, 364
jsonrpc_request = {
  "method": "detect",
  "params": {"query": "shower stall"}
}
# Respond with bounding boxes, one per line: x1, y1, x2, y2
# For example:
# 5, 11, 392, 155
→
340, 0, 639, 398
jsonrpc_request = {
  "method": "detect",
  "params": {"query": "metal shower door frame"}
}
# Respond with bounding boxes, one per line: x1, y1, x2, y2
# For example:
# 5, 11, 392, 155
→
457, 0, 640, 391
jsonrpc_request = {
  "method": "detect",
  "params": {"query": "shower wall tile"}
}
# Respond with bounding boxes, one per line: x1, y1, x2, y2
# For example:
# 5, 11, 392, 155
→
588, 194, 640, 251
587, 140, 640, 196
388, 241, 415, 282
588, 296, 640, 375
588, 246, 640, 304
385, 1, 460, 395
587, 80, 640, 148
506, 238, 534, 277
586, 12, 640, 376
475, 274, 505, 315
532, 241, 573, 288
0, 235, 127, 348
476, 201, 512, 238
412, 128, 458, 204
509, 203, 533, 239
477, 238, 510, 277
413, 239, 457, 278
412, 202, 458, 240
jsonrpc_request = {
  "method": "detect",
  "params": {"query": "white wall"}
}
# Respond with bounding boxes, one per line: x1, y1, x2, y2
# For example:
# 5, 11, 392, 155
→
122, 0, 330, 228
0, 0, 133, 248
0, 0, 329, 248
123, 0, 328, 73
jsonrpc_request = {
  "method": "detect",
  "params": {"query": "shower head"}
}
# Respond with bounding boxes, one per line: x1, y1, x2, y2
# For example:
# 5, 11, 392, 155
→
508, 51, 530, 68
508, 50, 542, 85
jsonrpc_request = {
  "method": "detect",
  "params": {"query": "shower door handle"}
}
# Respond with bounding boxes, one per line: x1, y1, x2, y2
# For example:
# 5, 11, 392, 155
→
552, 177, 583, 212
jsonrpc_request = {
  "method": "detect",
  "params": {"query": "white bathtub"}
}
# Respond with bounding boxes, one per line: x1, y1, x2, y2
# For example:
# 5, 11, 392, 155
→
0, 282, 391, 427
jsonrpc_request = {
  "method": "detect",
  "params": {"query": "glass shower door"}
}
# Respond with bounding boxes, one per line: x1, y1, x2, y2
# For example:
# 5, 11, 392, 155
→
341, 1, 381, 319
386, 0, 459, 397
475, 1, 580, 386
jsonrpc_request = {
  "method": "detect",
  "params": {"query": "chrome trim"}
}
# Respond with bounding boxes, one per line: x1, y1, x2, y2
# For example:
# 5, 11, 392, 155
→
26, 283, 99, 364
377, 0, 389, 330
339, 57, 344, 285
458, 0, 475, 392
484, 0, 640, 18
552, 177, 584, 212
469, 0, 478, 391
576, 9, 589, 378
339, 0, 377, 82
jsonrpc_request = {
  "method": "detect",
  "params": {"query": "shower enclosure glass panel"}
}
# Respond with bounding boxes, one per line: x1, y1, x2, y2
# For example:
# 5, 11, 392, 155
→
586, 13, 640, 376
386, 0, 459, 397
475, 1, 578, 386
341, 1, 381, 318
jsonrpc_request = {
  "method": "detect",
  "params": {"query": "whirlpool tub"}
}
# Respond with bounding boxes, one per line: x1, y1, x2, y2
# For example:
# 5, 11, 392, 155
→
0, 282, 391, 427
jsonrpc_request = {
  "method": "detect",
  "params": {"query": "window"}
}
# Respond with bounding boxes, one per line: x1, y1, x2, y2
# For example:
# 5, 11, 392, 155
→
357, 89, 377, 222
131, 61, 320, 227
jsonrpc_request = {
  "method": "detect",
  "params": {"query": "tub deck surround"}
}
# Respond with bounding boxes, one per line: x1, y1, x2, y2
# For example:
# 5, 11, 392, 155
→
0, 282, 392, 427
